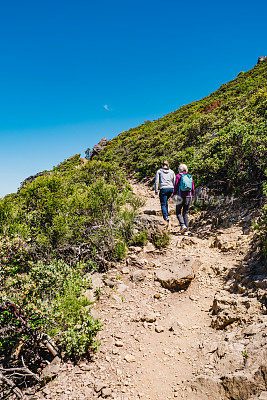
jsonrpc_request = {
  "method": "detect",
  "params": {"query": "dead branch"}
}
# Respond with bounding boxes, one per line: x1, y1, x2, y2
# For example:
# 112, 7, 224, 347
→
0, 371, 25, 399
59, 240, 111, 268
0, 299, 58, 357
0, 367, 40, 383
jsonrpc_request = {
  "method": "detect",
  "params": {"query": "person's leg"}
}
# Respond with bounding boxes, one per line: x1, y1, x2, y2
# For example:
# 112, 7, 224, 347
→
159, 189, 168, 221
182, 197, 192, 231
165, 189, 174, 220
176, 202, 185, 227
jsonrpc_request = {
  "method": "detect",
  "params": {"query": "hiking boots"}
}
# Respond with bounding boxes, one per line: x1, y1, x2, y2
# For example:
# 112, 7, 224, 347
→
179, 224, 187, 234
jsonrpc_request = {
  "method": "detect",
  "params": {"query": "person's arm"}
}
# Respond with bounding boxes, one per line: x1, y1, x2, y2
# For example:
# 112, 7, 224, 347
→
155, 171, 159, 194
172, 171, 176, 187
172, 174, 180, 196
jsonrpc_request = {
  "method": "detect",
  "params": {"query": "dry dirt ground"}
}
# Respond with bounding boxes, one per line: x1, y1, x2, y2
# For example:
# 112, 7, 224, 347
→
33, 182, 266, 400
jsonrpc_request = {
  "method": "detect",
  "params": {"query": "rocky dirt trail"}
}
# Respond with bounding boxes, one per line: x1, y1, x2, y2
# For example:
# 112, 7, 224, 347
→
34, 182, 266, 400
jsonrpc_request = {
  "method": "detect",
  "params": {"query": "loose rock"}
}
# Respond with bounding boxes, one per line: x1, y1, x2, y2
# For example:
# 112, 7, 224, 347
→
141, 312, 157, 323
131, 270, 147, 282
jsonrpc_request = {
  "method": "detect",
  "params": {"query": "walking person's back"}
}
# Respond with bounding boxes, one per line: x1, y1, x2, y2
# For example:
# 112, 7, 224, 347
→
155, 161, 176, 223
173, 163, 195, 234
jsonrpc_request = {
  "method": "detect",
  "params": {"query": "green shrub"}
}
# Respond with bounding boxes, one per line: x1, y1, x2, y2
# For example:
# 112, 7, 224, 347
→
151, 231, 170, 249
0, 161, 141, 267
112, 241, 127, 261
0, 236, 33, 276
131, 231, 148, 247
49, 273, 101, 356
98, 60, 267, 194
0, 261, 101, 359
253, 177, 267, 256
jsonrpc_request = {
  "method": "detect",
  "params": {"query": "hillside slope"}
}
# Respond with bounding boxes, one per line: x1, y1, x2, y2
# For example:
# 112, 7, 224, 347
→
99, 59, 267, 193
32, 182, 267, 400
0, 60, 266, 399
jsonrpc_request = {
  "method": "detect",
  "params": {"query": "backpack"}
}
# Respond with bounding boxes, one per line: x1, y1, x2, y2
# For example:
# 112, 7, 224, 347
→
179, 173, 193, 192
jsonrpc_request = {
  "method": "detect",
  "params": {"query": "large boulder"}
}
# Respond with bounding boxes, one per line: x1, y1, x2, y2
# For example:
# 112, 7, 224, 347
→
211, 292, 260, 329
210, 236, 236, 252
154, 258, 199, 291
190, 366, 266, 400
134, 214, 166, 233
190, 375, 225, 400
40, 356, 61, 381
220, 367, 267, 400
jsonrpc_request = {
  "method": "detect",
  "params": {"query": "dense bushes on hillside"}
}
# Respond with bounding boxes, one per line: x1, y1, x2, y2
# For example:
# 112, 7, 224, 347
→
0, 61, 266, 394
0, 158, 140, 265
0, 260, 101, 360
98, 60, 267, 193
0, 158, 141, 373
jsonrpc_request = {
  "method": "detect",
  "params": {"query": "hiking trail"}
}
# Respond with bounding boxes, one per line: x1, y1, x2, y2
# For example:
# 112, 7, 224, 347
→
34, 181, 266, 400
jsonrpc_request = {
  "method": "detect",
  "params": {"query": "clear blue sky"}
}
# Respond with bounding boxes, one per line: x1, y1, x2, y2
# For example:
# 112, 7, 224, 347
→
0, 0, 266, 197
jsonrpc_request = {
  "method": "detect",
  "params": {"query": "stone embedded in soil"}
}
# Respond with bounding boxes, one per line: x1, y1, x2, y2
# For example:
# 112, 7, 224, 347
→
79, 363, 91, 371
124, 354, 136, 362
154, 261, 195, 291
101, 387, 112, 398
117, 283, 128, 293
115, 340, 124, 347
104, 278, 116, 288
131, 270, 147, 282
155, 325, 164, 333
94, 382, 106, 393
210, 236, 235, 252
169, 320, 184, 335
129, 246, 142, 252
84, 387, 94, 397
135, 214, 166, 233
143, 242, 156, 253
141, 312, 157, 323
211, 292, 260, 329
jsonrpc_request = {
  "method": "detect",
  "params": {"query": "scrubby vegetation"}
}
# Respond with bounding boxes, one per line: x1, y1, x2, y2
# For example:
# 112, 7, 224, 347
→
0, 60, 266, 396
98, 60, 267, 195
0, 157, 143, 394
0, 260, 101, 360
0, 157, 141, 265
254, 177, 267, 255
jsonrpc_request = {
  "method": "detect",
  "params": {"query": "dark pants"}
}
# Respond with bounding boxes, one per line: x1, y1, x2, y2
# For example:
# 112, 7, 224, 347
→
176, 197, 192, 230
159, 188, 174, 220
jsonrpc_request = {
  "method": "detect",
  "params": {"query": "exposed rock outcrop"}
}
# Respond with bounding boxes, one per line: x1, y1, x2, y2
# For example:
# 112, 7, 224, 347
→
258, 56, 267, 64
211, 291, 261, 329
20, 170, 48, 188
190, 366, 267, 400
90, 137, 108, 159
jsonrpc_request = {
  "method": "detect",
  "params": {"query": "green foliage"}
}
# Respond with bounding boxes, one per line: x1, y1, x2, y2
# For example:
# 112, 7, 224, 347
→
98, 60, 267, 193
253, 175, 267, 255
0, 160, 140, 265
151, 231, 170, 249
131, 231, 148, 247
0, 236, 33, 275
112, 241, 127, 260
0, 159, 143, 361
0, 261, 101, 358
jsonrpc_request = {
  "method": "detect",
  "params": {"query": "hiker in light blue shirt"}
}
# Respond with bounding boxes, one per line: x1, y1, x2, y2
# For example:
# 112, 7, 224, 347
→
155, 161, 176, 222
